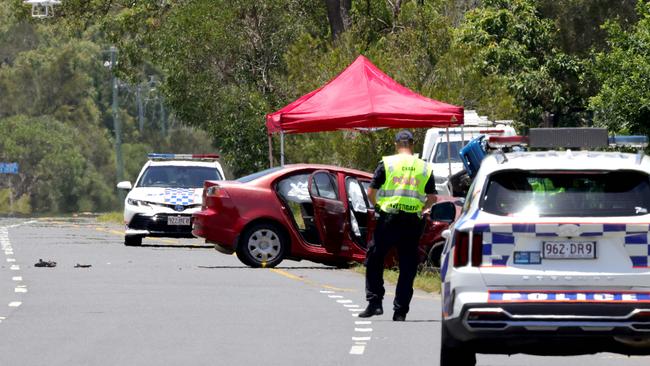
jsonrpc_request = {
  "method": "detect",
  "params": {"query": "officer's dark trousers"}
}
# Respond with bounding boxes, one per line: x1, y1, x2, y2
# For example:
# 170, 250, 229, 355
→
364, 211, 425, 314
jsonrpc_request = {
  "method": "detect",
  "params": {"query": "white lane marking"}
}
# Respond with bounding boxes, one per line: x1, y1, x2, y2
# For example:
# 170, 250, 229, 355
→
351, 313, 359, 317
8, 302, 21, 307
328, 295, 343, 299
344, 304, 359, 308
349, 345, 365, 355
10, 265, 19, 271
6, 258, 15, 262
355, 342, 367, 345
12, 276, 22, 281
336, 299, 353, 304
14, 287, 27, 293
349, 308, 363, 312
352, 336, 371, 341
355, 321, 371, 325
319, 290, 335, 294
354, 328, 373, 332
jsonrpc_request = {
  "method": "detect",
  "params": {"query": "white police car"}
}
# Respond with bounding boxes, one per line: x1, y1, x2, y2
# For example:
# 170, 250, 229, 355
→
116, 154, 224, 246
436, 129, 650, 365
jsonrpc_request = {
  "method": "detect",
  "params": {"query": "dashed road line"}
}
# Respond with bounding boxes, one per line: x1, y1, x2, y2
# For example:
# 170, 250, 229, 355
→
0, 222, 33, 320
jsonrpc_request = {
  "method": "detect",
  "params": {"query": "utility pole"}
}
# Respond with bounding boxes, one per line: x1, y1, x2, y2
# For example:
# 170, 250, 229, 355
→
160, 96, 167, 137
136, 84, 145, 133
108, 47, 125, 199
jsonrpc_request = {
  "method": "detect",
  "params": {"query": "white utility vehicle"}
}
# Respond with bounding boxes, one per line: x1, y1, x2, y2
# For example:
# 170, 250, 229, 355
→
117, 154, 224, 246
422, 125, 515, 196
435, 129, 650, 365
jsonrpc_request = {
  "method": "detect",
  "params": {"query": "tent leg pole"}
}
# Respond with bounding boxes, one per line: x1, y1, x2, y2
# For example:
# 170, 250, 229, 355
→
280, 131, 285, 166
446, 127, 452, 185
268, 134, 274, 168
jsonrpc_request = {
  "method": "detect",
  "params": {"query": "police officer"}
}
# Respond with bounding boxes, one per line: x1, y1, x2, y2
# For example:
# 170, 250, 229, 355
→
358, 130, 437, 321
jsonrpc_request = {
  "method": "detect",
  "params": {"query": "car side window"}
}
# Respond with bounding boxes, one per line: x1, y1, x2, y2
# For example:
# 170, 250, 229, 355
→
345, 177, 369, 213
311, 172, 339, 200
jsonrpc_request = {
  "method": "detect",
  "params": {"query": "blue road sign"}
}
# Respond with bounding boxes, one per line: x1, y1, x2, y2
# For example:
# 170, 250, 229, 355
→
0, 163, 19, 174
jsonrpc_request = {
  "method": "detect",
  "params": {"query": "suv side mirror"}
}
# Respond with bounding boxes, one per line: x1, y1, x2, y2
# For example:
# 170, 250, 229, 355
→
117, 181, 132, 190
430, 201, 456, 223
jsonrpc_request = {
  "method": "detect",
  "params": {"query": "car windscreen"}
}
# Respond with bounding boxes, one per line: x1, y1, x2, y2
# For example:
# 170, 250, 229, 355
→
481, 170, 650, 217
137, 166, 222, 188
236, 167, 283, 183
433, 141, 465, 163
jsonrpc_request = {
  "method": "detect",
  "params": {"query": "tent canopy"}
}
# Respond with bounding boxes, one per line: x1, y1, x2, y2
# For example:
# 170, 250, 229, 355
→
266, 55, 464, 135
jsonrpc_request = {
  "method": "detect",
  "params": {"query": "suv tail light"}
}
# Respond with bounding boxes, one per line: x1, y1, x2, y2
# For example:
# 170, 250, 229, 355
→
453, 231, 469, 267
453, 231, 483, 267
472, 232, 483, 267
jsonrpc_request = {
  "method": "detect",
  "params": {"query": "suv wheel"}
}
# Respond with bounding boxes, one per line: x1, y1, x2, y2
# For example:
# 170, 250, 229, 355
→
124, 235, 142, 246
440, 322, 476, 366
237, 223, 286, 268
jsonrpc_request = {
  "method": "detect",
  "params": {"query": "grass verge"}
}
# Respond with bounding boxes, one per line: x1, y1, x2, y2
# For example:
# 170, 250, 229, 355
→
96, 211, 123, 225
353, 265, 442, 294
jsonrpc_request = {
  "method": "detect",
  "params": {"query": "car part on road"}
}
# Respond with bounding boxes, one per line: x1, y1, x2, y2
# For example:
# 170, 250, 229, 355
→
236, 223, 287, 268
34, 259, 56, 268
124, 235, 142, 246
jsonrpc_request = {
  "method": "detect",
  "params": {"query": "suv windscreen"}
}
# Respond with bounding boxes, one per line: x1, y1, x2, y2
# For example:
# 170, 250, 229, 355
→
137, 166, 222, 188
433, 141, 465, 163
482, 170, 650, 217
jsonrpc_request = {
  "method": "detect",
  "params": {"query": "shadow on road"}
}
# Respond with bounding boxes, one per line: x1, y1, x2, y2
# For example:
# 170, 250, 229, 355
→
139, 244, 214, 249
196, 265, 340, 270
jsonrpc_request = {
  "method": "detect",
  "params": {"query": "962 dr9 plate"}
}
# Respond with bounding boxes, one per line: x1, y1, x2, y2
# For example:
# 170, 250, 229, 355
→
542, 241, 596, 259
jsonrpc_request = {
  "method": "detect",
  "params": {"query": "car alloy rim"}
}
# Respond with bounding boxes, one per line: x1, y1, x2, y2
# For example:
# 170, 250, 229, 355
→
247, 229, 281, 263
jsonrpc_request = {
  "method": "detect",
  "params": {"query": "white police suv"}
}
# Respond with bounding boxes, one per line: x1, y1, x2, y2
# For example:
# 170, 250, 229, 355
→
116, 154, 224, 246
436, 129, 650, 365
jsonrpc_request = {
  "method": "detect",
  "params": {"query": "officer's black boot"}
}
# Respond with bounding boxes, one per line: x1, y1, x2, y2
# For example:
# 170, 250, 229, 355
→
358, 303, 383, 318
392, 312, 406, 321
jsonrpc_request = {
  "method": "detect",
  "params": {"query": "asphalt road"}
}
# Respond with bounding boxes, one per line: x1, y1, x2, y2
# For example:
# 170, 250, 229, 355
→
0, 217, 647, 366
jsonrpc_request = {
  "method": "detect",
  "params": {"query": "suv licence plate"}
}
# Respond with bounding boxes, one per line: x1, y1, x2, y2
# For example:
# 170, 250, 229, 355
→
167, 216, 190, 226
543, 241, 596, 259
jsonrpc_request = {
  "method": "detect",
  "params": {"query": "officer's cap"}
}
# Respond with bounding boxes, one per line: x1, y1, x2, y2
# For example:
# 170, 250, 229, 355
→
395, 130, 414, 143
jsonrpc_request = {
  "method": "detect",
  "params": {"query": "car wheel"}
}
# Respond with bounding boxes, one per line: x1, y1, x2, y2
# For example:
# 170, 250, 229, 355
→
426, 242, 445, 268
124, 236, 142, 246
237, 223, 286, 268
440, 322, 476, 366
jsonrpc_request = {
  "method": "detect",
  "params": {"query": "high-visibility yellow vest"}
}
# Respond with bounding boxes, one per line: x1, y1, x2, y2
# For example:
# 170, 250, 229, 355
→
377, 154, 432, 214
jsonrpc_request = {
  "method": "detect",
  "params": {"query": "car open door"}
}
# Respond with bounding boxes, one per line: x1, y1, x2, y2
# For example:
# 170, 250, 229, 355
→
308, 170, 347, 253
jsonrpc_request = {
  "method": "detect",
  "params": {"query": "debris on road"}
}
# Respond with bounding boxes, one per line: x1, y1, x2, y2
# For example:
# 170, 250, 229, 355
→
74, 264, 91, 268
34, 259, 56, 268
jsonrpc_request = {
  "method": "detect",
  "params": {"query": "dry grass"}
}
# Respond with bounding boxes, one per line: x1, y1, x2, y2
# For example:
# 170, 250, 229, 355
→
96, 211, 123, 225
352, 265, 442, 294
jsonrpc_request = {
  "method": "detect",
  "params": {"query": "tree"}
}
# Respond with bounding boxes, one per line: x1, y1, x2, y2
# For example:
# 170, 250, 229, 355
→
0, 115, 109, 213
325, 0, 351, 40
456, 0, 588, 128
589, 1, 650, 136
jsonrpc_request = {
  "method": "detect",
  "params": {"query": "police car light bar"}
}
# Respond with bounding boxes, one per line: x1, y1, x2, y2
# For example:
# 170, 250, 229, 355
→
487, 136, 529, 148
608, 135, 649, 148
147, 153, 220, 160
479, 129, 505, 135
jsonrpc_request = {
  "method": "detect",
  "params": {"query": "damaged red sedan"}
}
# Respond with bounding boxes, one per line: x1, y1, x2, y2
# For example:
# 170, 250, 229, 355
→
192, 164, 453, 268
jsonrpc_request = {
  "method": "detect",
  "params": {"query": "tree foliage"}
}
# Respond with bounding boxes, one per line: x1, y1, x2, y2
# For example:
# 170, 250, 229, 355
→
3, 0, 650, 213
590, 1, 650, 136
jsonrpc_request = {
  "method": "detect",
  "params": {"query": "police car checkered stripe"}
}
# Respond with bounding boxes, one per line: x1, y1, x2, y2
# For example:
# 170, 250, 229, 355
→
162, 188, 196, 205
474, 223, 650, 268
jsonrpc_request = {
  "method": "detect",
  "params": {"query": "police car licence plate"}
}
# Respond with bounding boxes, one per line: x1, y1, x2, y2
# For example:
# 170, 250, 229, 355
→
167, 216, 190, 226
542, 241, 596, 259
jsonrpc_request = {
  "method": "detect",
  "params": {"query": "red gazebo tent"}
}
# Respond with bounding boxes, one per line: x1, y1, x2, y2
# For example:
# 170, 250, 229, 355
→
266, 55, 464, 165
